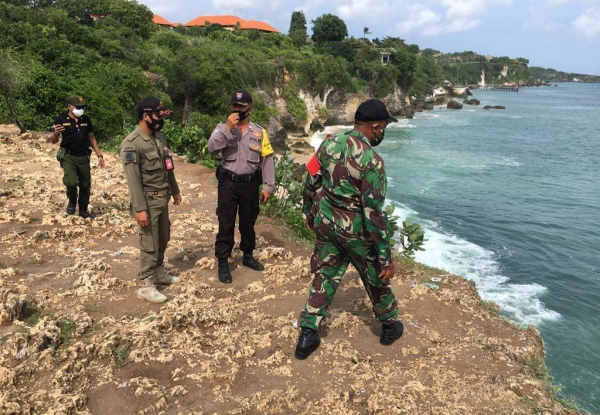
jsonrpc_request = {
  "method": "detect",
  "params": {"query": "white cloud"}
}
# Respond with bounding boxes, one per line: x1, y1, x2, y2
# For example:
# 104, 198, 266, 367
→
573, 7, 600, 37
211, 0, 258, 9
396, 4, 443, 35
395, 0, 510, 36
337, 0, 390, 20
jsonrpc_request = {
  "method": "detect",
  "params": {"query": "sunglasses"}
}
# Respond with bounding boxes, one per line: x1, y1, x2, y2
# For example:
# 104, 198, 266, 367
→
74, 105, 87, 110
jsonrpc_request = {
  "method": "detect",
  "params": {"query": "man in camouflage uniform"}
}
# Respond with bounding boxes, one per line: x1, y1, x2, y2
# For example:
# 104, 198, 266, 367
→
295, 99, 404, 360
120, 97, 182, 303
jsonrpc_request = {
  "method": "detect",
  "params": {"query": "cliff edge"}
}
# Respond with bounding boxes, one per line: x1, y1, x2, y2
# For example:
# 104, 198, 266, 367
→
0, 126, 578, 414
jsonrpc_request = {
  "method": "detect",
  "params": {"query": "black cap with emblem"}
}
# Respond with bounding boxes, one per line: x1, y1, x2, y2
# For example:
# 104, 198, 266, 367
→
354, 99, 398, 124
137, 97, 172, 120
230, 90, 253, 107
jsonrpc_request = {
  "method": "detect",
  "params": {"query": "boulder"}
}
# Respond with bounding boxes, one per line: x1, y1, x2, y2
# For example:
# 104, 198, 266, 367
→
266, 116, 288, 152
483, 105, 506, 110
423, 102, 434, 110
447, 100, 463, 110
463, 98, 480, 106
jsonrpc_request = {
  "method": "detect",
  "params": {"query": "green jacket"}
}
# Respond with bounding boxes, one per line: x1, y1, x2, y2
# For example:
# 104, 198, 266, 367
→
120, 126, 180, 212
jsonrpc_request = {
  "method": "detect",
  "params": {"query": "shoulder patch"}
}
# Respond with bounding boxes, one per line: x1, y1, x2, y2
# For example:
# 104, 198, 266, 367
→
261, 129, 274, 157
122, 151, 137, 164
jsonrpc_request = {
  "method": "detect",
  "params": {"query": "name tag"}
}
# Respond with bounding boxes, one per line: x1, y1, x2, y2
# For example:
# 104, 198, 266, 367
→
62, 123, 71, 126
81, 123, 88, 127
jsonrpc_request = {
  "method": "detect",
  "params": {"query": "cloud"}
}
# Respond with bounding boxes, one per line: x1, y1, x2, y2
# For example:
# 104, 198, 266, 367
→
573, 7, 600, 37
396, 4, 443, 35
395, 0, 510, 36
336, 0, 390, 20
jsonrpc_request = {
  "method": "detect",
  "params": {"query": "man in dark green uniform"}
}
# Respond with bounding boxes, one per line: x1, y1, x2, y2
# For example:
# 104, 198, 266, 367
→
120, 97, 182, 303
295, 99, 404, 360
50, 95, 105, 218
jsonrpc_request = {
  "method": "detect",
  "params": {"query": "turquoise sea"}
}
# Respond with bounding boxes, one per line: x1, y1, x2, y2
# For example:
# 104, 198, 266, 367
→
312, 82, 599, 411
378, 83, 599, 412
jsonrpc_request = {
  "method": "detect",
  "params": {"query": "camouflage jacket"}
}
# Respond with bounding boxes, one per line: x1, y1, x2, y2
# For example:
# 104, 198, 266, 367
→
302, 129, 391, 267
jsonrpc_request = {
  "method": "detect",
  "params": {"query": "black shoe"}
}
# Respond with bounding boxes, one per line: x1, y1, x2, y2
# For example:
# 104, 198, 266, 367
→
242, 253, 264, 271
295, 327, 320, 360
218, 258, 232, 284
380, 321, 404, 346
66, 202, 76, 215
78, 210, 95, 219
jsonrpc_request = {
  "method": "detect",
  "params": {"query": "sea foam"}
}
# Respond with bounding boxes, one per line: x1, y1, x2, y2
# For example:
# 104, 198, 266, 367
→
391, 202, 561, 326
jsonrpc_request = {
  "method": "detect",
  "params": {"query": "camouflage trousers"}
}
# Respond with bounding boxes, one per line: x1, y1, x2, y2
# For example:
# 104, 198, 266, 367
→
138, 195, 170, 281
300, 215, 398, 331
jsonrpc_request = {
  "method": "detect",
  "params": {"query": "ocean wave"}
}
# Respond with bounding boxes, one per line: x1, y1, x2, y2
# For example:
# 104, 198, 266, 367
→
388, 119, 416, 129
309, 125, 353, 150
390, 202, 561, 326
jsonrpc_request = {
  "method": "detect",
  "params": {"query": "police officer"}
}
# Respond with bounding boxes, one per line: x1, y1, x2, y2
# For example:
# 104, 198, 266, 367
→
207, 90, 275, 284
295, 99, 404, 360
120, 97, 182, 303
50, 95, 105, 218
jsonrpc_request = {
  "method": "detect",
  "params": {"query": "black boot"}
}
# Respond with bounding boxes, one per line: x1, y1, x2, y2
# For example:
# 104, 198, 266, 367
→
218, 257, 232, 284
66, 201, 76, 215
380, 320, 404, 345
78, 209, 95, 219
242, 252, 264, 271
294, 327, 320, 360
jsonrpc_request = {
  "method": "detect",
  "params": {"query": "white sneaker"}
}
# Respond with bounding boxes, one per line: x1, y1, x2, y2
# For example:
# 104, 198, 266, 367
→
137, 286, 167, 303
154, 268, 180, 285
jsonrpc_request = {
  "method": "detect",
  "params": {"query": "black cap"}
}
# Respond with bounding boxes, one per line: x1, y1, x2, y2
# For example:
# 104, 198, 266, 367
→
66, 95, 84, 106
137, 97, 171, 119
354, 99, 398, 123
231, 90, 252, 106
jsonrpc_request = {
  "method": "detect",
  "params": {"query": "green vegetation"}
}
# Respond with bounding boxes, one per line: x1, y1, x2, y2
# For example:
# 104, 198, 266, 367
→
58, 319, 75, 345
19, 301, 41, 326
113, 342, 131, 366
288, 11, 307, 47
262, 153, 315, 241
312, 14, 348, 43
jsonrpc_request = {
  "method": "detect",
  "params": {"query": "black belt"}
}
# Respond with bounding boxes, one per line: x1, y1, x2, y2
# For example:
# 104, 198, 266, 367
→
218, 167, 260, 183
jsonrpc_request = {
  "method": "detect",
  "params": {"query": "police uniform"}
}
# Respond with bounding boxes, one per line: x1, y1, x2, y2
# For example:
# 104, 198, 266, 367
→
209, 121, 275, 257
207, 92, 275, 282
120, 125, 180, 284
55, 111, 94, 214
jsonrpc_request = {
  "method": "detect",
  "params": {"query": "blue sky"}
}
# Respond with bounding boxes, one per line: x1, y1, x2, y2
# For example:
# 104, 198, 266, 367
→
141, 0, 600, 74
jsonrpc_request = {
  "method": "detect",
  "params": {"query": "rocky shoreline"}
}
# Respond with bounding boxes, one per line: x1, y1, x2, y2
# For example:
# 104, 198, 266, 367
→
0, 125, 580, 414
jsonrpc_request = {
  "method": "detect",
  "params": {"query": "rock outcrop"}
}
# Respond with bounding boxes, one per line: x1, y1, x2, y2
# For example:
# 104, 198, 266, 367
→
447, 100, 463, 110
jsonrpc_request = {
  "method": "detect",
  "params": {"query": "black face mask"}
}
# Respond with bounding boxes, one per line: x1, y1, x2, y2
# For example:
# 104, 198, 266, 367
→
145, 115, 164, 131
371, 129, 385, 147
234, 110, 249, 121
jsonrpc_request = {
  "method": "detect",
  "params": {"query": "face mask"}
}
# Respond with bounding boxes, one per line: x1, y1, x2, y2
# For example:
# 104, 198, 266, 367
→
234, 110, 249, 121
371, 129, 385, 147
145, 114, 164, 131
72, 108, 84, 118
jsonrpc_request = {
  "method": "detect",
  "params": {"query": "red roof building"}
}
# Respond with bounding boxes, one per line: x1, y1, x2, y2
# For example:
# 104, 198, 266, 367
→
183, 15, 279, 33
152, 14, 178, 28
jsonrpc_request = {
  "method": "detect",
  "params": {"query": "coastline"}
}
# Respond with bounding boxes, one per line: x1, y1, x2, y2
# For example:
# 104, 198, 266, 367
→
0, 125, 580, 414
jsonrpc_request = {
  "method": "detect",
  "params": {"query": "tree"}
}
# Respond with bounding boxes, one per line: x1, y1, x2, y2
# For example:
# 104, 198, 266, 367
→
288, 10, 307, 46
0, 49, 25, 132
311, 14, 347, 44
363, 27, 371, 39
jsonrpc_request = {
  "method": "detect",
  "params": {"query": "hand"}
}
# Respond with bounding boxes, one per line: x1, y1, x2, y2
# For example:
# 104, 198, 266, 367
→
136, 210, 150, 227
260, 190, 271, 204
226, 112, 240, 131
53, 124, 65, 135
47, 132, 58, 143
173, 193, 182, 205
379, 263, 395, 281
97, 155, 105, 168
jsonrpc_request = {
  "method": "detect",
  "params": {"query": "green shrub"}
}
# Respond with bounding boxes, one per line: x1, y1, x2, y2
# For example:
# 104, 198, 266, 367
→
262, 153, 314, 241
